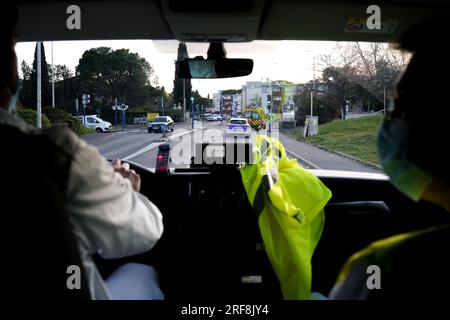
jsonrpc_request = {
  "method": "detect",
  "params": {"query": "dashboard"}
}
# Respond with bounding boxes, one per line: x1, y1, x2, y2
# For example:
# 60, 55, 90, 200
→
98, 151, 450, 299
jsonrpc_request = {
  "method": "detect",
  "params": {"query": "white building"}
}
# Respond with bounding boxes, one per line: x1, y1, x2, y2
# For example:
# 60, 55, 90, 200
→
232, 93, 242, 114
213, 91, 222, 112
241, 81, 301, 114
241, 81, 263, 107
212, 90, 242, 115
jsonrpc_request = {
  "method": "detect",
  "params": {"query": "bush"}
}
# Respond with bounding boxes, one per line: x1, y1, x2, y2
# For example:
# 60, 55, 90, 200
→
15, 107, 51, 128
42, 107, 88, 135
66, 117, 82, 133
16, 107, 88, 135
78, 125, 95, 136
42, 107, 72, 123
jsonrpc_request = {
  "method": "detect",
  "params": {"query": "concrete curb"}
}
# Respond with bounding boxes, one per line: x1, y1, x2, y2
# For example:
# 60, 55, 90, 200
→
281, 132, 383, 172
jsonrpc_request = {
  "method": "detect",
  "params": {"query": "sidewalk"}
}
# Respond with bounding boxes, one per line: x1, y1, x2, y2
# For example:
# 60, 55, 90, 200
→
279, 132, 381, 173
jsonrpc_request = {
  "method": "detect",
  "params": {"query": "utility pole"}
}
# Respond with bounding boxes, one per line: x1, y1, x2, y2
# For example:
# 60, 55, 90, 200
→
51, 41, 55, 108
112, 98, 119, 128
310, 56, 315, 117
183, 78, 186, 122
191, 96, 195, 129
220, 97, 224, 125
82, 94, 90, 126
267, 94, 272, 136
161, 96, 164, 116
36, 42, 42, 128
120, 104, 128, 131
75, 98, 79, 117
115, 98, 118, 128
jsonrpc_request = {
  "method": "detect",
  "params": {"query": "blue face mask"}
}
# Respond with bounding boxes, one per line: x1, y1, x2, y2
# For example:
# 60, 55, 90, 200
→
377, 117, 433, 201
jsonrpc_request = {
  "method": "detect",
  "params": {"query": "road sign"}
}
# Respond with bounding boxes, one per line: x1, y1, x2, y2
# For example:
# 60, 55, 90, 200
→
117, 104, 129, 111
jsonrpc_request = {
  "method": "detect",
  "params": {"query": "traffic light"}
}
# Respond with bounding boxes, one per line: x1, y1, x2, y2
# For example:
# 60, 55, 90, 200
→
267, 94, 272, 110
82, 94, 90, 105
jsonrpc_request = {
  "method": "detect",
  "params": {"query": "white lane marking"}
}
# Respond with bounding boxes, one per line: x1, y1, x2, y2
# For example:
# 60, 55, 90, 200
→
122, 128, 201, 161
112, 129, 142, 134
122, 142, 163, 161
285, 148, 321, 169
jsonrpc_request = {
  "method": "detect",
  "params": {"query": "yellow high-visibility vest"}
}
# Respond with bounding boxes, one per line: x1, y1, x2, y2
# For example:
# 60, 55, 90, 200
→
240, 135, 332, 299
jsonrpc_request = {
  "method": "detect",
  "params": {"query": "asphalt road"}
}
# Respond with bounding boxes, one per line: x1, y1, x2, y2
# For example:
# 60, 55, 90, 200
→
82, 120, 381, 173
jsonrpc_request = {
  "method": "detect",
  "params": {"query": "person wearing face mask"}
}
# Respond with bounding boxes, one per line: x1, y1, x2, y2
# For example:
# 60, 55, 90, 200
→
324, 17, 450, 300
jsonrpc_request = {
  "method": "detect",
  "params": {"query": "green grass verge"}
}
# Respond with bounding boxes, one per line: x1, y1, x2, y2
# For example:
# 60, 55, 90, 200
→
285, 115, 384, 165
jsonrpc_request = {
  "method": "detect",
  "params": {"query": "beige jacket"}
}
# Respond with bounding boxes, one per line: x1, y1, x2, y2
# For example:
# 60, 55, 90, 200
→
0, 108, 164, 299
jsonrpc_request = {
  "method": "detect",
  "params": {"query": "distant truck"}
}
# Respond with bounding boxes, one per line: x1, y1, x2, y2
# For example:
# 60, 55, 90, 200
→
78, 115, 112, 133
242, 107, 266, 130
147, 112, 160, 122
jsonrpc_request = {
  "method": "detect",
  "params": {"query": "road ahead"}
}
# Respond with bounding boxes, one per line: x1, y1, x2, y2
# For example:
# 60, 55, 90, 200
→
82, 120, 381, 173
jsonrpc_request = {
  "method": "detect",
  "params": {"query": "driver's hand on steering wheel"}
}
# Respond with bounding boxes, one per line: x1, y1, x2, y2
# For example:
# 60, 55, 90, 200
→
112, 159, 141, 193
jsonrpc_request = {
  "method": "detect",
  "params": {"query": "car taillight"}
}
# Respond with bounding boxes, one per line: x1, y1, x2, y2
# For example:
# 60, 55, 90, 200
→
246, 124, 251, 128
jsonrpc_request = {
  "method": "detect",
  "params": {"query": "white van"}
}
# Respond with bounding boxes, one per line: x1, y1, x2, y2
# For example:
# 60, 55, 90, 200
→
78, 115, 112, 133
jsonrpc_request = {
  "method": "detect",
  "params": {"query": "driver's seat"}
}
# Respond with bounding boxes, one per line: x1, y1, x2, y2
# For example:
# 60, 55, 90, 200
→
1, 124, 91, 300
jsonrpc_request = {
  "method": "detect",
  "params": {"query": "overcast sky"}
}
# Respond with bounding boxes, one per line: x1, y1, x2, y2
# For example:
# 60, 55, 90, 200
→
15, 40, 338, 97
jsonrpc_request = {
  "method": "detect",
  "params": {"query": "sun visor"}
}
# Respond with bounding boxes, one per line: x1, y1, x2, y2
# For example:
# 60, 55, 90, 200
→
161, 0, 267, 42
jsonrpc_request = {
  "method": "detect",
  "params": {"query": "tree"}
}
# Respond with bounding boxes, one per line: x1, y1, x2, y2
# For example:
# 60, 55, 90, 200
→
172, 43, 192, 111
18, 60, 33, 107
294, 88, 341, 125
50, 64, 73, 82
30, 42, 51, 107
76, 47, 157, 106
18, 44, 51, 108
21, 60, 32, 80
191, 90, 212, 110
318, 42, 409, 111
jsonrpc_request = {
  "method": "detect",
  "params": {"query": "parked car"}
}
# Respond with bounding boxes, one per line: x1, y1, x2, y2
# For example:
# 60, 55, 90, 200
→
206, 114, 222, 121
225, 118, 252, 137
147, 116, 175, 133
78, 115, 112, 133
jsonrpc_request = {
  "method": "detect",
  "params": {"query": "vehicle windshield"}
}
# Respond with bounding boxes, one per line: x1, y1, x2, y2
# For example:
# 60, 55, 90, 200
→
16, 40, 408, 172
230, 120, 247, 125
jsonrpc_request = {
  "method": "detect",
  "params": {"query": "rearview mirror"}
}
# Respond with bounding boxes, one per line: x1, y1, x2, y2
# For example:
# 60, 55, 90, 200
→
176, 58, 253, 79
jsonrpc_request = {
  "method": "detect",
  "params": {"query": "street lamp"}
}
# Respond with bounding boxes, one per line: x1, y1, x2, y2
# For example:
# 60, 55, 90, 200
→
311, 56, 316, 118
304, 50, 317, 118
267, 94, 272, 136
117, 103, 129, 131
112, 98, 119, 128
191, 96, 195, 129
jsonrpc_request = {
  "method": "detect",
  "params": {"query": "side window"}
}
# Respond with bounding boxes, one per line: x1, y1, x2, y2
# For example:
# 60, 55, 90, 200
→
87, 117, 96, 124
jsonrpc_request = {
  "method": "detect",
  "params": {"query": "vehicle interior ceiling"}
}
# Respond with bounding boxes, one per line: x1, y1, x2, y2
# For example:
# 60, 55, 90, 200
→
15, 0, 450, 299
